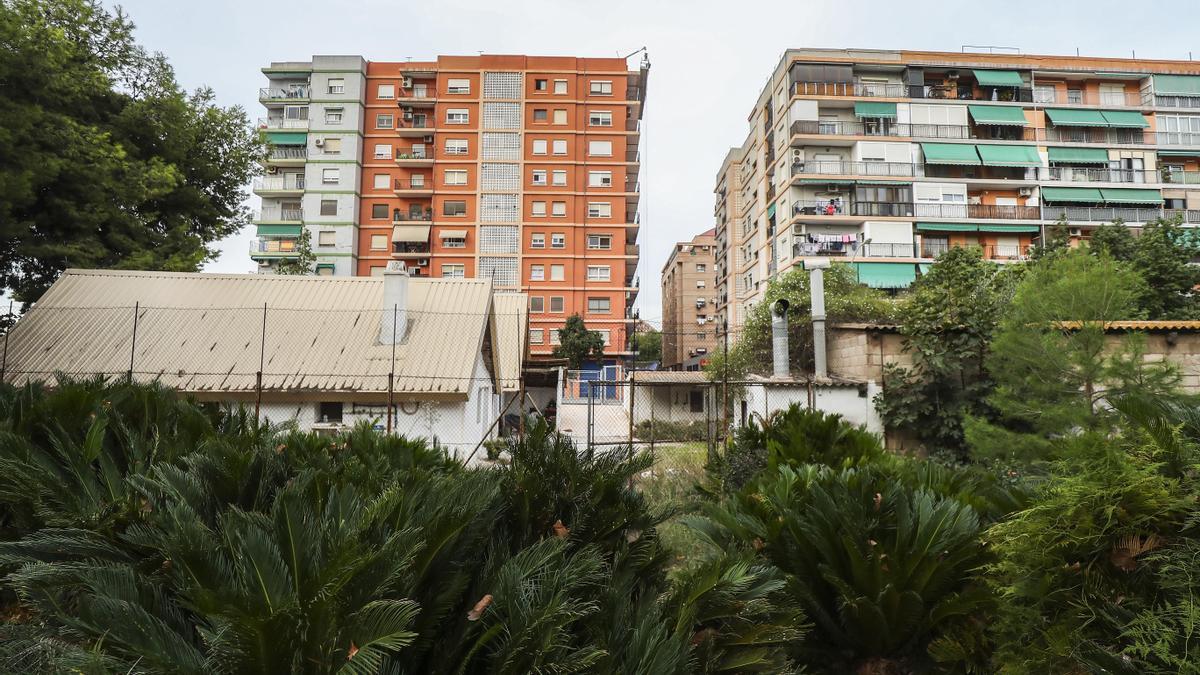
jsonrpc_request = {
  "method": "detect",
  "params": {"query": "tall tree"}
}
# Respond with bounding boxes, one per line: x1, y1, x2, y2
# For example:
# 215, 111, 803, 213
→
1090, 217, 1200, 319
0, 0, 263, 304
273, 229, 316, 275
552, 314, 604, 368
633, 327, 661, 364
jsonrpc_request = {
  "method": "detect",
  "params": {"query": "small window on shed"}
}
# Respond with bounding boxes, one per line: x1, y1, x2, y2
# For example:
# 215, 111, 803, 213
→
318, 401, 344, 423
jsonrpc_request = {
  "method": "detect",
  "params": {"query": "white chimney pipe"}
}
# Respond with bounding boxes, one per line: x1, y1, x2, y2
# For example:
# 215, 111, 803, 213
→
805, 258, 830, 379
771, 299, 790, 379
379, 261, 409, 345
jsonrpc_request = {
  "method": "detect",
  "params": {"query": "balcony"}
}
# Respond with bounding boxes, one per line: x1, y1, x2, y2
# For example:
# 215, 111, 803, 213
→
395, 119, 434, 136
790, 120, 1019, 141
920, 242, 1033, 261
625, 243, 640, 257
1156, 131, 1200, 147
393, 178, 433, 195
626, 148, 641, 163
1041, 166, 1158, 184
1154, 95, 1200, 109
794, 160, 917, 178
859, 242, 916, 258
1041, 127, 1154, 146
792, 81, 909, 98
256, 206, 303, 222
393, 208, 433, 223
394, 150, 434, 166
914, 203, 1039, 220
266, 146, 307, 164
1034, 90, 1146, 107
791, 201, 914, 218
921, 84, 1034, 103
257, 117, 309, 131
392, 243, 431, 256
253, 175, 305, 194
250, 238, 299, 257
1161, 170, 1200, 185
1042, 206, 1200, 224
259, 86, 309, 102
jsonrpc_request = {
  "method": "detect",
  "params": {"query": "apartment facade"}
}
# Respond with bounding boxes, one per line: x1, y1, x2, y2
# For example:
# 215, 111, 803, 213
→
254, 54, 648, 360
717, 48, 1200, 331
660, 229, 719, 368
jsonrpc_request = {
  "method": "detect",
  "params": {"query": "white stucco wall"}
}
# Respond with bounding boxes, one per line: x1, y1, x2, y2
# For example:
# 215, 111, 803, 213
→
736, 381, 884, 435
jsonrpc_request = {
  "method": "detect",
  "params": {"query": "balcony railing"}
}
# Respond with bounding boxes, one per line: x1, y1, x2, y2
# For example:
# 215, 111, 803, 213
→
920, 85, 1034, 103
790, 120, 977, 140
1161, 170, 1200, 185
626, 149, 641, 163
793, 160, 918, 177
1034, 90, 1146, 107
1155, 95, 1200, 109
250, 238, 298, 255
1040, 127, 1154, 146
393, 209, 433, 222
394, 150, 430, 160
268, 146, 307, 161
393, 178, 430, 190
253, 175, 306, 191
1041, 166, 1157, 184
257, 117, 309, 130
852, 202, 914, 217
969, 204, 1042, 219
1156, 131, 1200, 147
792, 81, 909, 98
397, 119, 433, 130
859, 242, 916, 258
1040, 206, 1194, 224
920, 242, 1033, 260
257, 207, 303, 222
259, 86, 309, 100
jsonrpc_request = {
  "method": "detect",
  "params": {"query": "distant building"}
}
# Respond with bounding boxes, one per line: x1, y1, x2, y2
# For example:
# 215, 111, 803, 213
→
660, 229, 718, 368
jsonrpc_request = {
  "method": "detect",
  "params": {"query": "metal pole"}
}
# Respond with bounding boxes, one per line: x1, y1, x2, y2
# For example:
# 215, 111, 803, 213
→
722, 317, 729, 445
627, 316, 637, 453
387, 304, 397, 434
517, 309, 526, 440
587, 380, 595, 452
255, 303, 266, 419
128, 301, 139, 382
1, 301, 12, 382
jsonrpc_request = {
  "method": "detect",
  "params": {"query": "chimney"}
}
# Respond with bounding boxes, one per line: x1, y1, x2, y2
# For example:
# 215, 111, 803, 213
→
771, 299, 790, 379
805, 258, 830, 379
379, 261, 409, 345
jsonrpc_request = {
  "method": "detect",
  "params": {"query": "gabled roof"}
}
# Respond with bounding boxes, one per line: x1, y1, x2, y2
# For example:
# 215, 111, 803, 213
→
3, 270, 524, 398
490, 292, 529, 393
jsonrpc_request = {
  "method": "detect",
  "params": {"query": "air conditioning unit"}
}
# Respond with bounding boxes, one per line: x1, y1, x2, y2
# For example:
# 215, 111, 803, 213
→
1018, 187, 1034, 197
402, 111, 413, 121
314, 138, 325, 147
423, 135, 434, 143
416, 258, 429, 266
402, 76, 413, 88
1069, 228, 1083, 237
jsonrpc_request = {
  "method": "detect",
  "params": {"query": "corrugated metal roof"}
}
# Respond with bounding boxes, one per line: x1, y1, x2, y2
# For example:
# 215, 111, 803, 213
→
2, 269, 521, 398
491, 293, 528, 393
1055, 320, 1200, 331
629, 371, 710, 384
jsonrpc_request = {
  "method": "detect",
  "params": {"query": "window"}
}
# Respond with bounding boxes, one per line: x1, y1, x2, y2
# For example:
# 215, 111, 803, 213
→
1033, 84, 1055, 104
377, 83, 395, 99
318, 401, 343, 422
550, 330, 562, 345
444, 169, 468, 186
442, 233, 466, 248
551, 201, 566, 217
320, 199, 337, 216
284, 105, 308, 121
590, 80, 613, 95
549, 296, 564, 312
588, 171, 612, 187
373, 173, 390, 190
596, 329, 611, 346
316, 265, 334, 277
550, 264, 565, 281
442, 263, 465, 278
1067, 88, 1083, 104
371, 203, 388, 219
553, 109, 567, 125
532, 139, 548, 155
322, 168, 339, 184
447, 78, 471, 94
374, 144, 391, 160
696, 280, 706, 288
589, 111, 613, 127
531, 233, 545, 248
529, 328, 544, 344
587, 234, 612, 250
530, 264, 545, 281
586, 265, 611, 281
552, 170, 567, 186
531, 201, 547, 217
446, 109, 469, 124
552, 139, 567, 155
587, 297, 611, 313
531, 170, 547, 185
410, 174, 425, 187
551, 233, 565, 248
443, 200, 467, 216
696, 263, 707, 273
588, 140, 612, 156
324, 107, 343, 124
534, 78, 548, 91
321, 137, 342, 154
533, 108, 548, 122
554, 79, 568, 94
445, 138, 468, 155
370, 234, 388, 250
376, 113, 394, 129
318, 230, 336, 246
587, 202, 611, 218
327, 78, 344, 94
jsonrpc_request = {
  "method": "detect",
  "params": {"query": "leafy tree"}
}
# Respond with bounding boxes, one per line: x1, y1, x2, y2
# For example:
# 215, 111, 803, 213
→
0, 0, 263, 304
633, 327, 661, 363
1030, 215, 1071, 260
875, 247, 1019, 456
1089, 220, 1137, 260
274, 229, 317, 275
552, 314, 604, 368
1089, 217, 1200, 319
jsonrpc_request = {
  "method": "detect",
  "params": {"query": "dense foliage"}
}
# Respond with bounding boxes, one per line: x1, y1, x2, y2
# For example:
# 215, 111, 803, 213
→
0, 0, 263, 304
1091, 216, 1200, 320
553, 314, 606, 368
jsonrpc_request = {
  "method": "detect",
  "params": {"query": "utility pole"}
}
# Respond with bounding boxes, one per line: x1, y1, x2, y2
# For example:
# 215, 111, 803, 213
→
722, 316, 729, 446
627, 311, 637, 452
387, 303, 397, 434
1, 301, 12, 383
128, 302, 139, 383
255, 303, 267, 419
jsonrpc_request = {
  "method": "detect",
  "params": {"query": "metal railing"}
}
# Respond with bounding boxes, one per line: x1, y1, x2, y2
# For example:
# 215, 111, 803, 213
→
393, 209, 433, 222
259, 87, 309, 100
394, 151, 430, 160
257, 117, 309, 130
791, 81, 909, 98
852, 202, 914, 217
793, 160, 918, 177
790, 120, 976, 140
1041, 166, 1156, 183
626, 149, 641, 163
1156, 131, 1200, 147
397, 119, 433, 130
1040, 206, 1181, 223
253, 175, 306, 191
1155, 95, 1200, 109
393, 178, 431, 190
859, 242, 916, 258
257, 207, 303, 222
249, 239, 299, 254
920, 242, 1033, 260
1034, 90, 1147, 107
920, 85, 1034, 103
268, 146, 307, 161
1162, 170, 1200, 185
1040, 127, 1154, 145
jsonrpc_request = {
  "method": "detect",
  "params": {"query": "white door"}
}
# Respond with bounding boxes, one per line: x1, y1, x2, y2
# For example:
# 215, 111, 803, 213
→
1100, 83, 1125, 106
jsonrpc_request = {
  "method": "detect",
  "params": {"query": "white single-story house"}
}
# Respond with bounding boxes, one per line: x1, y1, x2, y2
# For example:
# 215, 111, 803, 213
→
1, 265, 526, 458
733, 374, 884, 434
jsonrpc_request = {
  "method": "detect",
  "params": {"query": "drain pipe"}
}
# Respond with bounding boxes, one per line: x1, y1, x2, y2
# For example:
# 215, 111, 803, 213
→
771, 299, 790, 379
805, 258, 831, 380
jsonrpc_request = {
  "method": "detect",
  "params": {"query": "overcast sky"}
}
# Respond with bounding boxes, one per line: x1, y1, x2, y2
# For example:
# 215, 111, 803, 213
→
113, 0, 1200, 325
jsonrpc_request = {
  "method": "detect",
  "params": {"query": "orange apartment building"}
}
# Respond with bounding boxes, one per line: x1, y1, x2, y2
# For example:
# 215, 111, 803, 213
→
255, 54, 648, 362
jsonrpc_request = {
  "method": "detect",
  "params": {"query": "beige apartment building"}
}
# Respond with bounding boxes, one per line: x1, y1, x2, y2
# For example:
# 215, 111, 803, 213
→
715, 47, 1200, 336
660, 229, 718, 369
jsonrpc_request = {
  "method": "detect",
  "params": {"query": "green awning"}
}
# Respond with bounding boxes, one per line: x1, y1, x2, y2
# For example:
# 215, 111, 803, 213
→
921, 143, 981, 165
1158, 150, 1200, 157
316, 263, 335, 269
852, 262, 917, 289
1041, 187, 1104, 202
972, 69, 1024, 87
1100, 188, 1163, 204
977, 224, 1040, 233
968, 105, 1028, 126
766, 204, 776, 219
796, 178, 856, 185
976, 144, 1041, 167
856, 180, 913, 186
918, 264, 932, 275
256, 224, 302, 237
1045, 108, 1109, 127
1047, 147, 1109, 164
1155, 75, 1200, 96
264, 131, 307, 145
916, 223, 979, 232
854, 101, 897, 118
1100, 110, 1150, 128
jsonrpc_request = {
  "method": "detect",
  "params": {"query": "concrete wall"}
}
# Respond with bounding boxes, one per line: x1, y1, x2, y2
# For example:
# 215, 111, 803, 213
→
630, 384, 709, 424
735, 381, 884, 435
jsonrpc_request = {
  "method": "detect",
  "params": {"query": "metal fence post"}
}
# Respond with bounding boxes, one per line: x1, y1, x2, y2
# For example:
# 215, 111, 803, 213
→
387, 303, 397, 434
0, 301, 12, 383
255, 303, 266, 420
721, 317, 730, 447
587, 381, 595, 453
127, 301, 139, 383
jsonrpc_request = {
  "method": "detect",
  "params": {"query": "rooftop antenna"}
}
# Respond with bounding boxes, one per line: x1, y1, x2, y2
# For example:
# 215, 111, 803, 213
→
624, 46, 650, 69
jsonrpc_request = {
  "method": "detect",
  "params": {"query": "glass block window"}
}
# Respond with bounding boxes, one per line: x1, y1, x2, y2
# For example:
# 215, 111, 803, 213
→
481, 163, 520, 191
483, 72, 522, 99
479, 256, 519, 287
481, 132, 520, 160
482, 102, 521, 129
480, 194, 519, 222
478, 225, 519, 254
